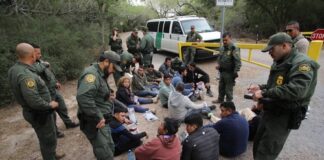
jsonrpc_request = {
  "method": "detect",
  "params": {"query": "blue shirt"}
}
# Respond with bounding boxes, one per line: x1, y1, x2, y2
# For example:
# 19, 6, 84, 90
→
205, 112, 249, 157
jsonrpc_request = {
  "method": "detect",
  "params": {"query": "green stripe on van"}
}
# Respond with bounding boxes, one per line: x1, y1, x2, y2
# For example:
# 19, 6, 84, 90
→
156, 32, 162, 49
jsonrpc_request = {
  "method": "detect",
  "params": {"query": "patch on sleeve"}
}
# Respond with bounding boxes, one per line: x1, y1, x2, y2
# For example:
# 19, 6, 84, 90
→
298, 64, 311, 72
25, 78, 36, 89
85, 74, 96, 83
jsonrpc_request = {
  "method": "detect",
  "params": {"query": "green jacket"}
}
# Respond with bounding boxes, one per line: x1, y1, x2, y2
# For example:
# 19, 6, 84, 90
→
158, 84, 175, 106
76, 63, 113, 121
145, 69, 162, 82
131, 72, 149, 93
8, 62, 52, 111
109, 34, 123, 53
120, 51, 134, 64
186, 31, 202, 42
140, 33, 154, 54
261, 48, 320, 109
218, 43, 242, 73
33, 60, 57, 98
127, 35, 140, 53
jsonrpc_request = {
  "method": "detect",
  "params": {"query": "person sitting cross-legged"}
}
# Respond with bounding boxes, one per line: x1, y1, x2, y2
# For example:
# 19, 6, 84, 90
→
135, 117, 182, 160
204, 101, 249, 158
168, 82, 215, 122
187, 63, 213, 97
132, 66, 159, 97
109, 106, 148, 156
146, 64, 162, 83
172, 66, 193, 96
158, 74, 175, 108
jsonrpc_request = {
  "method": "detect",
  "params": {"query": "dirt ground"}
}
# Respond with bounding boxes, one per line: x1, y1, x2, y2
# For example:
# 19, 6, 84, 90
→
1, 32, 323, 160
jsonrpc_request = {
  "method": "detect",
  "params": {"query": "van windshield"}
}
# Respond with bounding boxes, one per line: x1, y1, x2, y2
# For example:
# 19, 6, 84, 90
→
181, 19, 214, 34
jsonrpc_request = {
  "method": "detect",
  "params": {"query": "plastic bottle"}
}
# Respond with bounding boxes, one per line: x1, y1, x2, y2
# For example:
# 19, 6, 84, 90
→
128, 107, 137, 124
128, 149, 135, 160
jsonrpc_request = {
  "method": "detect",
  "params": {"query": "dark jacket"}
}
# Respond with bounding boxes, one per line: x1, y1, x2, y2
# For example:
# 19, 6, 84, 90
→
206, 112, 249, 157
186, 66, 210, 84
116, 87, 136, 106
181, 127, 219, 160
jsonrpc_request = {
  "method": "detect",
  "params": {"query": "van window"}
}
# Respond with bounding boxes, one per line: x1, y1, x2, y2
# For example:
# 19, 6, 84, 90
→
172, 21, 183, 34
158, 21, 164, 32
164, 21, 171, 33
181, 19, 213, 34
147, 22, 158, 32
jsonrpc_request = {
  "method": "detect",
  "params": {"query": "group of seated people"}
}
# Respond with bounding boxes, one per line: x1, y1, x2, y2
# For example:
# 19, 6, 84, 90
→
108, 56, 262, 159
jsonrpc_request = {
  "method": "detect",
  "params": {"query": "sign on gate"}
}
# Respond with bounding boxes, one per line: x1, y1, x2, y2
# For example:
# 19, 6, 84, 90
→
311, 29, 324, 41
216, 0, 234, 6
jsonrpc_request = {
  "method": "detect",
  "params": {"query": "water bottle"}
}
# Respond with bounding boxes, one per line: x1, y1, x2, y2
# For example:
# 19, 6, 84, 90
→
128, 149, 135, 160
128, 107, 137, 124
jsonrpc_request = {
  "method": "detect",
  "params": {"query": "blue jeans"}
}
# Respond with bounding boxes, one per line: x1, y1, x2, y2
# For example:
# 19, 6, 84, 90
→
186, 106, 211, 117
135, 90, 157, 97
138, 97, 153, 104
128, 105, 149, 113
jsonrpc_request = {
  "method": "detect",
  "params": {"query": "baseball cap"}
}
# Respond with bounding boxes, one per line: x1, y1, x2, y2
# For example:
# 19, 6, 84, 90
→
261, 32, 293, 52
100, 50, 122, 72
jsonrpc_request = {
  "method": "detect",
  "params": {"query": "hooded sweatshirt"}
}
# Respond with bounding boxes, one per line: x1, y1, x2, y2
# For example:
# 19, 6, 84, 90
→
168, 90, 205, 121
135, 135, 181, 160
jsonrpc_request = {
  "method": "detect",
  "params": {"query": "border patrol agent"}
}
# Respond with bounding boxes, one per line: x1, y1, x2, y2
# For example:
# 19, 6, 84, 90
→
185, 25, 202, 65
213, 32, 241, 103
31, 44, 79, 136
8, 43, 62, 160
140, 27, 154, 67
249, 32, 320, 160
109, 27, 123, 54
77, 50, 122, 160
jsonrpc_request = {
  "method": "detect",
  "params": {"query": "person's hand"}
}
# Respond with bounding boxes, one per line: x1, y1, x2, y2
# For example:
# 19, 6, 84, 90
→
56, 82, 61, 90
124, 118, 132, 125
49, 101, 59, 109
215, 63, 220, 70
248, 84, 260, 93
252, 90, 263, 101
96, 119, 106, 129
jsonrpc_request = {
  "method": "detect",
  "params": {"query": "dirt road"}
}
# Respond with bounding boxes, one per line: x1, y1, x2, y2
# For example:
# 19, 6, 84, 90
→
0, 32, 323, 160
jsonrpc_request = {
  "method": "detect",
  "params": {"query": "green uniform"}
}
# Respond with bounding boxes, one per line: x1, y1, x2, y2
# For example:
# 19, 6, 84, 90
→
33, 60, 74, 127
8, 62, 57, 160
76, 63, 114, 160
145, 69, 162, 83
217, 43, 241, 102
253, 48, 320, 160
120, 50, 134, 73
140, 33, 154, 67
158, 84, 175, 108
127, 35, 142, 65
109, 34, 123, 54
132, 73, 149, 93
185, 31, 202, 65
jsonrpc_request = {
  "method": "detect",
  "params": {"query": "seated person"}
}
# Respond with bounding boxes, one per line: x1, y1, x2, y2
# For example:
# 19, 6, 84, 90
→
132, 66, 158, 97
109, 106, 147, 156
204, 102, 249, 158
168, 82, 215, 122
172, 67, 193, 96
158, 74, 175, 108
239, 102, 262, 141
187, 63, 213, 97
181, 113, 219, 160
117, 76, 157, 113
135, 117, 181, 160
159, 57, 175, 76
171, 57, 183, 72
146, 64, 162, 83
120, 50, 135, 73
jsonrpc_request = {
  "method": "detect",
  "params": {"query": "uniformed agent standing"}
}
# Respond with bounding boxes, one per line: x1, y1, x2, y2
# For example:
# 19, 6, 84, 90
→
127, 28, 142, 65
213, 32, 241, 103
109, 27, 123, 54
248, 32, 320, 160
8, 43, 64, 160
285, 21, 309, 54
31, 44, 79, 137
77, 50, 122, 160
185, 25, 202, 65
140, 27, 154, 67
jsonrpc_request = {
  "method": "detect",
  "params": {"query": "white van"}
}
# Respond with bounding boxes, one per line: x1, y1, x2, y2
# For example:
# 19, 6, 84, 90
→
146, 15, 221, 57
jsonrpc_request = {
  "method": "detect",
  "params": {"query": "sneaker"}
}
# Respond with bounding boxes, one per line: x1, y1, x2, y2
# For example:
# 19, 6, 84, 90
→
206, 90, 214, 97
56, 131, 65, 138
212, 99, 223, 104
66, 122, 80, 129
55, 152, 66, 159
152, 96, 159, 104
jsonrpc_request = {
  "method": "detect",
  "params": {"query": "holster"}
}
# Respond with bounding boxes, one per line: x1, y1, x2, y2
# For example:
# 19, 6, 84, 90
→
288, 106, 307, 130
77, 113, 99, 139
31, 109, 54, 126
